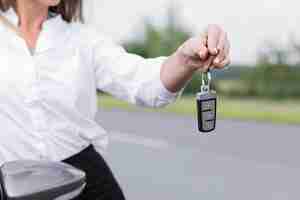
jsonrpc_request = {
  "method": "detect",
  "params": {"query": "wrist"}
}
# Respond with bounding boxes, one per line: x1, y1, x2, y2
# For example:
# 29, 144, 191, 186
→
160, 51, 197, 93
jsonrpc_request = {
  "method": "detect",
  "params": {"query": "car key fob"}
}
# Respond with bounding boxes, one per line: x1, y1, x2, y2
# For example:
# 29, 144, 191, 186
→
196, 70, 217, 133
196, 90, 217, 132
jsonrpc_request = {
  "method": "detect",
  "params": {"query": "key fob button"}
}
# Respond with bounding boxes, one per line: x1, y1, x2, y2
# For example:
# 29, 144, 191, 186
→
202, 120, 215, 131
202, 111, 215, 121
201, 101, 215, 111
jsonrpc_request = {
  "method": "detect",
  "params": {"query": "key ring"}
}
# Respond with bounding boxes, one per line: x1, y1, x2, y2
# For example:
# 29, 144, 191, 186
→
201, 69, 211, 92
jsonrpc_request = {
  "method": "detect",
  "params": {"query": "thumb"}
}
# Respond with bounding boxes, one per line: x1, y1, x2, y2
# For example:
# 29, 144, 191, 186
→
201, 55, 216, 72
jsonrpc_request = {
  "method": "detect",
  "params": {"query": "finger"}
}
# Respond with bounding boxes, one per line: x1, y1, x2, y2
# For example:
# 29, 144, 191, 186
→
214, 38, 230, 68
214, 56, 231, 69
187, 37, 204, 58
202, 55, 215, 72
197, 44, 209, 60
213, 46, 225, 66
224, 37, 231, 56
187, 36, 209, 60
200, 28, 209, 46
213, 32, 227, 65
192, 34, 207, 60
207, 25, 221, 56
217, 31, 227, 52
187, 54, 215, 72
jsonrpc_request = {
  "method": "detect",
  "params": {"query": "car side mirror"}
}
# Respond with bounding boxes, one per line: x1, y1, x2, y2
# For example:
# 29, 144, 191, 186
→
0, 160, 86, 200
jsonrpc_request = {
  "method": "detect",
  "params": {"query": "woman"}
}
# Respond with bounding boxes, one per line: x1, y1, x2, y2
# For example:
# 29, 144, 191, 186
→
0, 0, 230, 199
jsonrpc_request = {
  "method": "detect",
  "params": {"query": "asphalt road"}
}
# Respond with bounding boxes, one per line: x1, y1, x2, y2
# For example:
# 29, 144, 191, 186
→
96, 108, 300, 200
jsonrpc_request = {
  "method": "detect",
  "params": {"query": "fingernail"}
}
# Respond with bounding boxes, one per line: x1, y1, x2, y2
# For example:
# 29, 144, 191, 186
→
199, 51, 204, 57
214, 48, 218, 55
214, 58, 220, 63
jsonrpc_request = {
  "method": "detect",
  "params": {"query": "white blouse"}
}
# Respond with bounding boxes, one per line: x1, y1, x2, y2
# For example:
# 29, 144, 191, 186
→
0, 8, 184, 164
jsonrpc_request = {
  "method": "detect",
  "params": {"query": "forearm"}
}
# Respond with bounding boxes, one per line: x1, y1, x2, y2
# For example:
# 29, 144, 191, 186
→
160, 51, 197, 93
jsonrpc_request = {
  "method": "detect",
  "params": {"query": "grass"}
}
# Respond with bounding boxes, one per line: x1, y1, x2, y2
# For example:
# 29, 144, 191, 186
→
98, 94, 300, 125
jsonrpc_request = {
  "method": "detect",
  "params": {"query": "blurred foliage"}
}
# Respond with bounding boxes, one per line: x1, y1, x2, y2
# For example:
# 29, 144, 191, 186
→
215, 64, 300, 99
123, 4, 192, 58
246, 64, 300, 99
215, 40, 300, 99
123, 4, 214, 95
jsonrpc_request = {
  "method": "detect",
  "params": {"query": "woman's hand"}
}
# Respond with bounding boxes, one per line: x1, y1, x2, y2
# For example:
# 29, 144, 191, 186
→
176, 24, 231, 72
160, 24, 231, 93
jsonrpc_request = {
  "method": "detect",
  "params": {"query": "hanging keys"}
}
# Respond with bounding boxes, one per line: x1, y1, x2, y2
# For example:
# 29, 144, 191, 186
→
196, 69, 217, 132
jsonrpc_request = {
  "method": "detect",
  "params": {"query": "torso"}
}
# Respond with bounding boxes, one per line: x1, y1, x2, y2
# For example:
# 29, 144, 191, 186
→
0, 18, 108, 163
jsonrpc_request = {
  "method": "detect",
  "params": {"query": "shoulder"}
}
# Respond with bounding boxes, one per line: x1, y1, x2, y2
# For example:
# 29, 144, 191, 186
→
68, 22, 117, 48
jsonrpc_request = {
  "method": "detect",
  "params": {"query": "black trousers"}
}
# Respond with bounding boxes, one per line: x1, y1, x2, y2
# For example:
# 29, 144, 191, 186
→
62, 145, 126, 200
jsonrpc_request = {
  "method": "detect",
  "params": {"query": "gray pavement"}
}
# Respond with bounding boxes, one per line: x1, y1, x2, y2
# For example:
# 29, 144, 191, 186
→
96, 108, 300, 200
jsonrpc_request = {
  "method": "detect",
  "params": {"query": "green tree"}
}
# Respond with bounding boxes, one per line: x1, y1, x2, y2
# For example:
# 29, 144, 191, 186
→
123, 4, 192, 58
241, 40, 300, 99
123, 4, 206, 95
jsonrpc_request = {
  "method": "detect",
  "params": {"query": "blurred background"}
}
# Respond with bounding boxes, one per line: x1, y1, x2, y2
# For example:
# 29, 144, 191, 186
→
84, 0, 300, 124
83, 0, 300, 199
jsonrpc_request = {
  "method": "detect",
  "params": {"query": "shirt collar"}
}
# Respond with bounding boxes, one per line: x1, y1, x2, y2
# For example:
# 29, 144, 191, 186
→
2, 7, 71, 53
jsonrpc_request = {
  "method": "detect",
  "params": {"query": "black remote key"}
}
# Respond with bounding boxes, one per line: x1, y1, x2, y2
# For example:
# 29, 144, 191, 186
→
196, 69, 217, 133
197, 90, 217, 132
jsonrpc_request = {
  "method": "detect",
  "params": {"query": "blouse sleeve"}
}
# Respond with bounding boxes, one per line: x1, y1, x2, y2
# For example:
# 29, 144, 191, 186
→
91, 33, 185, 108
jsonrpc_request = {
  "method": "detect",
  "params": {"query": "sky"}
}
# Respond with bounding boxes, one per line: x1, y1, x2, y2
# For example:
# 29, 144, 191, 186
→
84, 0, 300, 64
